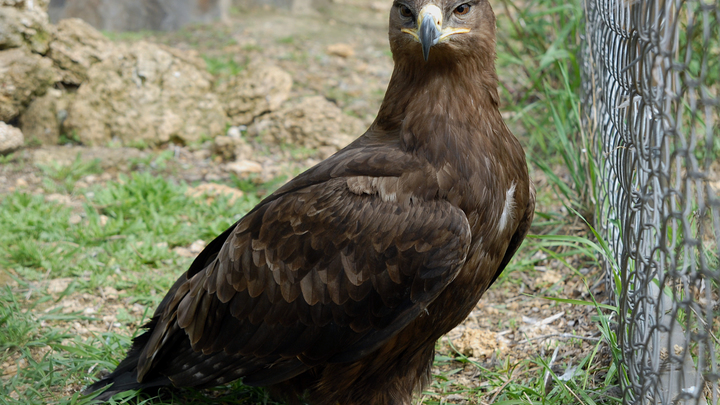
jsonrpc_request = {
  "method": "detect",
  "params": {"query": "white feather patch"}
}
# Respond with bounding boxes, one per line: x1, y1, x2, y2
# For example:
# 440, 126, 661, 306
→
498, 182, 517, 232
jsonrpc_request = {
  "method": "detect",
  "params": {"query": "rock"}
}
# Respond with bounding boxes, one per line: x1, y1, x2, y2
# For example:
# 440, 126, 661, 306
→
186, 183, 244, 204
326, 43, 354, 58
46, 277, 72, 294
0, 0, 53, 53
452, 329, 508, 359
20, 88, 70, 145
48, 0, 228, 32
534, 269, 563, 287
216, 62, 292, 126
101, 286, 118, 300
212, 134, 253, 161
248, 96, 362, 153
224, 159, 262, 176
46, 18, 113, 86
227, 125, 244, 138
68, 213, 82, 225
0, 121, 24, 154
0, 47, 56, 122
63, 41, 228, 146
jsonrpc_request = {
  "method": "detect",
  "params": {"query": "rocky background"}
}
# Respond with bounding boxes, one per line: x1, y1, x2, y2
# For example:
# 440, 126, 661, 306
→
0, 0, 366, 170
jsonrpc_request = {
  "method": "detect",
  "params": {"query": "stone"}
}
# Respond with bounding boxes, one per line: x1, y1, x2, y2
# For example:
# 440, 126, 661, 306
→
68, 213, 82, 225
186, 183, 244, 204
212, 134, 253, 161
224, 159, 262, 176
0, 47, 56, 122
248, 95, 362, 153
20, 88, 69, 145
226, 125, 242, 139
47, 0, 229, 32
63, 41, 228, 146
0, 0, 53, 53
216, 61, 292, 126
452, 329, 508, 359
46, 277, 72, 294
46, 18, 113, 86
326, 43, 354, 58
0, 121, 24, 154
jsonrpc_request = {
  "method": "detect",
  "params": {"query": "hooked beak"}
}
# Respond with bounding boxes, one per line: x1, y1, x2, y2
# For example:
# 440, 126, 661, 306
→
401, 4, 471, 61
417, 6, 442, 61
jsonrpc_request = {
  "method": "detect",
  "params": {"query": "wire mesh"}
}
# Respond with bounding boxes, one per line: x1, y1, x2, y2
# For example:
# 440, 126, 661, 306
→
581, 0, 720, 403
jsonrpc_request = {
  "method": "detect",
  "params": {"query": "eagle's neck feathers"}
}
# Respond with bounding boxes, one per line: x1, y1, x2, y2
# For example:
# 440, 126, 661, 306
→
372, 55, 508, 171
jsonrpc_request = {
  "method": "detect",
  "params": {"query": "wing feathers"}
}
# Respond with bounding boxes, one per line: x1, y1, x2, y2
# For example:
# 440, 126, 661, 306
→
138, 178, 472, 386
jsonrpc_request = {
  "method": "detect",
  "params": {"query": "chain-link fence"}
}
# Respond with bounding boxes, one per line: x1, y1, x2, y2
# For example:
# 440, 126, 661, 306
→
581, 0, 720, 403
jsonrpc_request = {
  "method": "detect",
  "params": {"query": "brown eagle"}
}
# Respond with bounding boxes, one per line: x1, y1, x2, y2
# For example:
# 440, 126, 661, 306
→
85, 0, 535, 404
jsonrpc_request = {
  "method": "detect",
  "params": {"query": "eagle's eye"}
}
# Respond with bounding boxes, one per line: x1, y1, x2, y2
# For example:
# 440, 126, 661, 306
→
399, 5, 413, 18
454, 3, 471, 15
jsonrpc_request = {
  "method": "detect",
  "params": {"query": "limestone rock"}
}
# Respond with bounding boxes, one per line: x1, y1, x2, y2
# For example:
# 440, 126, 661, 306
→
186, 183, 244, 205
0, 121, 24, 154
248, 96, 362, 153
0, 1, 53, 53
0, 47, 56, 122
46, 18, 113, 85
20, 88, 70, 145
64, 41, 228, 146
224, 159, 263, 176
326, 43, 354, 58
216, 62, 292, 126
452, 329, 508, 359
212, 133, 253, 161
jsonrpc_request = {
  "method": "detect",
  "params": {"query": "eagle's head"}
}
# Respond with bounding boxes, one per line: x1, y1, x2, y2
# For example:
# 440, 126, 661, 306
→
388, 0, 497, 65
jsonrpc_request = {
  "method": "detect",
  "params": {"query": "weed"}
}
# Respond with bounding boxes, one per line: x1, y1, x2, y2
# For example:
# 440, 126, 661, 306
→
101, 30, 156, 42
36, 154, 102, 194
202, 55, 246, 77
277, 36, 295, 44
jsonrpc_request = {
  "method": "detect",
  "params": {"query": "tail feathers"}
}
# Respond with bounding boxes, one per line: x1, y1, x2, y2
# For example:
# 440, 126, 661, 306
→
84, 327, 171, 402
84, 368, 171, 402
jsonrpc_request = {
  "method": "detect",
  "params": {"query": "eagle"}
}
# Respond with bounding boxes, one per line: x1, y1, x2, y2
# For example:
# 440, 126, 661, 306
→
85, 0, 535, 404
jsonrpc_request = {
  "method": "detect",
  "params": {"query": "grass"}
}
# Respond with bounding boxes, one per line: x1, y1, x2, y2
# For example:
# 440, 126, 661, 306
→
0, 171, 269, 404
203, 55, 246, 78
102, 30, 156, 42
486, 0, 624, 402
36, 155, 103, 195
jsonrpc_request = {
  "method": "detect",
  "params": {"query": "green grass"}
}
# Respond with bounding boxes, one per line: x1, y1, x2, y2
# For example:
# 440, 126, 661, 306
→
101, 30, 157, 42
36, 154, 103, 194
488, 0, 624, 402
203, 55, 246, 77
496, 0, 590, 214
0, 171, 268, 404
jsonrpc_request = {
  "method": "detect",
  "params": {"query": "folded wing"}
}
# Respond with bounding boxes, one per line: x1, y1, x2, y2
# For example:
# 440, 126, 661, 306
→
136, 177, 472, 388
